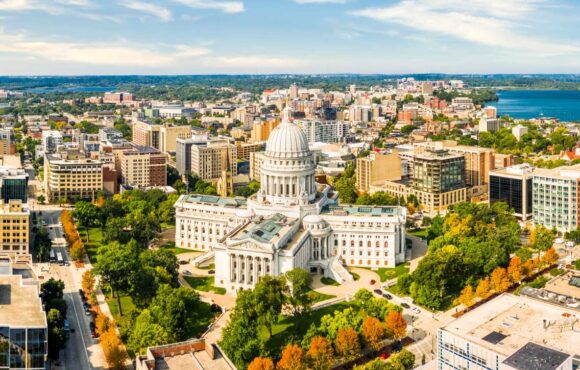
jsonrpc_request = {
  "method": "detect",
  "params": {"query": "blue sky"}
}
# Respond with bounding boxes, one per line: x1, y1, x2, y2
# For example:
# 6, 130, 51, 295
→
0, 0, 579, 75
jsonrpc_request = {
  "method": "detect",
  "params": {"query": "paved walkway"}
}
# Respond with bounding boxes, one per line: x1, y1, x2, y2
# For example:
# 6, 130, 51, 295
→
311, 267, 382, 297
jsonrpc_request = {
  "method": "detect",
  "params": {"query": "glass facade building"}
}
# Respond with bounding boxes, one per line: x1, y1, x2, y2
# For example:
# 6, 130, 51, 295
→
0, 327, 46, 369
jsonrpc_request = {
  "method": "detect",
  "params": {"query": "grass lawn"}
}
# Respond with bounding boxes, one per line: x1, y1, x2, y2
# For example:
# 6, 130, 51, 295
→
184, 275, 226, 295
198, 263, 215, 270
320, 277, 339, 286
160, 221, 174, 229
408, 228, 428, 239
259, 301, 354, 355
102, 286, 137, 322
369, 262, 410, 282
160, 242, 196, 255
306, 289, 336, 303
78, 226, 105, 263
347, 269, 360, 281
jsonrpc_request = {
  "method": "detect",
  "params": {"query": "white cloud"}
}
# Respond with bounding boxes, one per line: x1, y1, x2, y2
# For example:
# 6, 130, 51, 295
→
174, 0, 244, 14
0, 0, 61, 14
54, 0, 92, 6
0, 30, 214, 66
119, 0, 172, 21
351, 0, 579, 56
294, 0, 348, 4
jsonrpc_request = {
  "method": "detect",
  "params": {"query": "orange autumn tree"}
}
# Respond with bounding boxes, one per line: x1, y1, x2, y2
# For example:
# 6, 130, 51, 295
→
522, 258, 536, 278
541, 247, 559, 267
277, 344, 307, 370
335, 327, 361, 361
82, 270, 95, 295
507, 256, 523, 284
490, 267, 510, 293
101, 328, 128, 370
361, 316, 385, 352
385, 310, 407, 341
70, 239, 87, 261
454, 285, 476, 308
95, 313, 112, 336
248, 357, 275, 370
307, 336, 334, 370
475, 277, 491, 299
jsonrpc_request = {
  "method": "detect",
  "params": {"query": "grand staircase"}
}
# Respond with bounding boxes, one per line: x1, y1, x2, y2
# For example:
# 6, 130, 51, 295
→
329, 257, 354, 284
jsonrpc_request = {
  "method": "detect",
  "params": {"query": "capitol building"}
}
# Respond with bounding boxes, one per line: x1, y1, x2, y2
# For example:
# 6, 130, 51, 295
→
174, 108, 407, 294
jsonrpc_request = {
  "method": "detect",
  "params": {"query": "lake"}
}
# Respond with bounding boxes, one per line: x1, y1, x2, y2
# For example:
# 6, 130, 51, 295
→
494, 90, 580, 121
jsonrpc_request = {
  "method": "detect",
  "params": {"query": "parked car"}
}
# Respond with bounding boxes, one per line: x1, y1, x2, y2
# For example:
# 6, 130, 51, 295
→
411, 307, 421, 314
401, 303, 410, 309
89, 322, 96, 331
179, 260, 188, 265
210, 303, 221, 313
370, 279, 376, 285
379, 352, 391, 360
183, 270, 191, 275
382, 293, 392, 299
208, 270, 215, 275
373, 289, 382, 295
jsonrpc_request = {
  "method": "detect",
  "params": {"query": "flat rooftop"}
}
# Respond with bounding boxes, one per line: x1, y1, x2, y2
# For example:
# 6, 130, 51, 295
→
502, 342, 570, 370
0, 155, 22, 169
176, 194, 247, 208
441, 293, 578, 358
322, 204, 404, 217
233, 213, 295, 245
0, 274, 46, 328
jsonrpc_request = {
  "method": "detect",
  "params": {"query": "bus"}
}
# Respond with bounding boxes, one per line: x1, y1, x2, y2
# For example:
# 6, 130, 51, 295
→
56, 252, 64, 265
49, 249, 56, 262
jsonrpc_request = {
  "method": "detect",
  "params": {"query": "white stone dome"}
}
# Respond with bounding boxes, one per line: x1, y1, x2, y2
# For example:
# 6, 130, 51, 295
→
265, 107, 310, 159
303, 214, 323, 224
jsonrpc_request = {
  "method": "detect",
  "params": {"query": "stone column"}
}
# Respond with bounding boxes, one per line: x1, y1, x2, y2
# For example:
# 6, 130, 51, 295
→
237, 255, 242, 283
253, 259, 258, 283
230, 254, 235, 282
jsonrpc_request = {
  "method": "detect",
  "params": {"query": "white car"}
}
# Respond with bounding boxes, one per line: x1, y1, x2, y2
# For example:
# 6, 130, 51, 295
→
555, 238, 563, 244
411, 307, 421, 314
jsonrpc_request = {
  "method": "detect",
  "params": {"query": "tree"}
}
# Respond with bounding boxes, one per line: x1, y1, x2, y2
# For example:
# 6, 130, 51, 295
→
148, 284, 201, 341
385, 310, 407, 341
47, 308, 67, 360
454, 285, 476, 308
283, 268, 312, 328
307, 336, 334, 370
353, 358, 389, 370
129, 309, 171, 354
73, 201, 101, 242
34, 226, 52, 262
507, 256, 523, 283
95, 313, 112, 336
94, 240, 140, 316
529, 225, 554, 253
335, 327, 361, 361
101, 328, 128, 370
82, 270, 95, 296
541, 247, 559, 267
248, 357, 275, 370
490, 267, 510, 293
70, 239, 87, 261
389, 349, 416, 370
41, 278, 66, 316
277, 344, 307, 370
37, 194, 45, 204
361, 316, 385, 352
253, 275, 285, 338
475, 277, 491, 299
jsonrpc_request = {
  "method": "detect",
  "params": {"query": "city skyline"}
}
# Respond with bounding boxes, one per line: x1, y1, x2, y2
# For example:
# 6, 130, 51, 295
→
0, 0, 579, 75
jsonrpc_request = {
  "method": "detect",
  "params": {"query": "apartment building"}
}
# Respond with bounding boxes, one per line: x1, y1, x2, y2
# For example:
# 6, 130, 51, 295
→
44, 153, 103, 202
132, 120, 192, 154
190, 139, 237, 181
438, 294, 577, 370
120, 146, 167, 188
489, 164, 534, 221
532, 164, 580, 232
479, 117, 501, 132
249, 151, 265, 181
295, 120, 350, 144
0, 200, 30, 255
99, 127, 124, 142
250, 119, 279, 142
0, 257, 47, 369
356, 151, 402, 193
103, 91, 133, 104
41, 130, 63, 154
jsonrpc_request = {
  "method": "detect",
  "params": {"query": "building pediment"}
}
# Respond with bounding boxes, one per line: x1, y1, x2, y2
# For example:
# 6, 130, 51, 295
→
226, 239, 273, 253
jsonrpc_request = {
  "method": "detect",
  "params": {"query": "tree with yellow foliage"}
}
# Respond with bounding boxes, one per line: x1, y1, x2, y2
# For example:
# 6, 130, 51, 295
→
277, 344, 307, 370
507, 256, 523, 284
101, 328, 128, 370
475, 277, 492, 299
361, 316, 385, 352
385, 310, 407, 342
490, 267, 511, 293
335, 327, 361, 361
306, 336, 334, 370
454, 285, 476, 308
541, 247, 559, 267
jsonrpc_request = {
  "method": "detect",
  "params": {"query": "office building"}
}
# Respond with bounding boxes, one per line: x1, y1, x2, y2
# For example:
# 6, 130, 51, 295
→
532, 164, 580, 232
413, 149, 466, 195
175, 134, 208, 176
438, 294, 577, 370
0, 257, 47, 369
0, 128, 16, 157
250, 119, 279, 142
190, 139, 237, 181
44, 153, 103, 202
235, 142, 264, 161
296, 120, 350, 144
0, 200, 30, 255
120, 146, 167, 188
103, 91, 133, 104
0, 167, 28, 203
356, 151, 402, 193
249, 151, 265, 181
132, 121, 192, 154
99, 127, 124, 142
489, 164, 534, 221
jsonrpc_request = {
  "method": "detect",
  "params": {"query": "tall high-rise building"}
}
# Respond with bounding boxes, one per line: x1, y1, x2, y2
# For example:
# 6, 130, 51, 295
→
44, 153, 103, 202
356, 152, 402, 193
190, 139, 237, 181
120, 146, 167, 188
250, 120, 279, 142
132, 121, 192, 154
0, 128, 16, 156
0, 200, 30, 255
295, 120, 350, 144
489, 164, 534, 221
289, 83, 299, 99
175, 134, 208, 176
